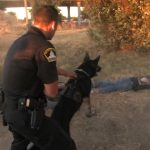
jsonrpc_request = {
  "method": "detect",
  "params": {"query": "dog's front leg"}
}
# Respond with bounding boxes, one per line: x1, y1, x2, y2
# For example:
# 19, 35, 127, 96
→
86, 96, 96, 117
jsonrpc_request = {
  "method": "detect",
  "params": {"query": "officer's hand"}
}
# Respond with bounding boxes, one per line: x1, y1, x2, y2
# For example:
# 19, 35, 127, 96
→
66, 71, 77, 79
57, 68, 77, 78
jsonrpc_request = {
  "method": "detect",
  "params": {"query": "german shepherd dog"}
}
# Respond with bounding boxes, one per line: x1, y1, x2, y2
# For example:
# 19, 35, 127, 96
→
51, 53, 101, 135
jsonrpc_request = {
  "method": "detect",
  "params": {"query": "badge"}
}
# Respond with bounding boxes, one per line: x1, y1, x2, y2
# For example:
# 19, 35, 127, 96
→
43, 48, 56, 62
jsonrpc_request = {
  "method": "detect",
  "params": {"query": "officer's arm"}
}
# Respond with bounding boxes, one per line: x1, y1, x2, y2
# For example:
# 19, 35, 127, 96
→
57, 68, 77, 78
44, 81, 58, 98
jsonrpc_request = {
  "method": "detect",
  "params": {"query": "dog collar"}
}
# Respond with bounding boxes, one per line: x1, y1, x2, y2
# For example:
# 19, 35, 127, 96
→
75, 69, 90, 77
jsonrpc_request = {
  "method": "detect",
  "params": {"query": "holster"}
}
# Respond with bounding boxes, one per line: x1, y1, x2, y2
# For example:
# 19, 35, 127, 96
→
30, 108, 44, 129
18, 97, 46, 110
18, 98, 45, 129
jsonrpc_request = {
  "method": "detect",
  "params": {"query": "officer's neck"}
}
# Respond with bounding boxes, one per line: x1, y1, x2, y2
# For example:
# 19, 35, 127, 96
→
32, 24, 52, 40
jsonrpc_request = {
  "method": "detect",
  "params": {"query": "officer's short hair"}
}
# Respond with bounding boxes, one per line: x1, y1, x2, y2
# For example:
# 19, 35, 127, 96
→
33, 5, 60, 25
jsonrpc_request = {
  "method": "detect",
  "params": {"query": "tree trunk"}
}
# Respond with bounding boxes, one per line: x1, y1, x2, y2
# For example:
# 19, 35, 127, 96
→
31, 0, 40, 19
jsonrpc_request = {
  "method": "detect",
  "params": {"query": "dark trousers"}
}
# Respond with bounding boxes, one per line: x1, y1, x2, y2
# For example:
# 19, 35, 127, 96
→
10, 127, 40, 150
9, 116, 77, 150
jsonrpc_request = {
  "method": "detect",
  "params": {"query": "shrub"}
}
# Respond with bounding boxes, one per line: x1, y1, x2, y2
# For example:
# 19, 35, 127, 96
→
84, 0, 150, 52
0, 2, 6, 11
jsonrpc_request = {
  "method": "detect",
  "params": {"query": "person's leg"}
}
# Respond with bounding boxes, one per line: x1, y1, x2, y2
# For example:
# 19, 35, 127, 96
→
9, 127, 29, 150
93, 80, 115, 93
93, 78, 134, 93
10, 116, 77, 150
113, 78, 134, 91
10, 127, 40, 150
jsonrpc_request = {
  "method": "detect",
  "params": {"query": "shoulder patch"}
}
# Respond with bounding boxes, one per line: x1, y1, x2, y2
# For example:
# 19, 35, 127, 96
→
43, 48, 56, 62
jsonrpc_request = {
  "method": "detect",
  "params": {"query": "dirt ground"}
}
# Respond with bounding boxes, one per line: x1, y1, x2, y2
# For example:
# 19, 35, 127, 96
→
1, 89, 150, 150
0, 11, 150, 150
71, 90, 150, 150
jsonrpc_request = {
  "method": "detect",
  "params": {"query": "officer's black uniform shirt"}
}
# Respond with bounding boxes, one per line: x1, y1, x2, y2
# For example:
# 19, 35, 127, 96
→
2, 26, 58, 98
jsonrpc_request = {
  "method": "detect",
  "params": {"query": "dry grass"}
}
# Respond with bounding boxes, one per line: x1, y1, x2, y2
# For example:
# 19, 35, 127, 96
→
100, 51, 150, 80
52, 29, 150, 80
53, 29, 100, 70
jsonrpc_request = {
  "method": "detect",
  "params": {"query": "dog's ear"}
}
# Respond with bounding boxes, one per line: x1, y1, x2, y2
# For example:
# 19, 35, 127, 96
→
93, 55, 100, 65
83, 52, 90, 63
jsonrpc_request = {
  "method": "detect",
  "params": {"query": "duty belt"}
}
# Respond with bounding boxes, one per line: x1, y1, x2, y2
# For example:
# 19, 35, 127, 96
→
18, 97, 46, 110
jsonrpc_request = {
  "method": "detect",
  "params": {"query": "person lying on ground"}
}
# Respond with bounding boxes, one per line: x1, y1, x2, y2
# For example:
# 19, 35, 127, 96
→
92, 75, 150, 93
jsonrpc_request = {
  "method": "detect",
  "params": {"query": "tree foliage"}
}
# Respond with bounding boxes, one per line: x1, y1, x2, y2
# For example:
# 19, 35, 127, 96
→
84, 0, 150, 52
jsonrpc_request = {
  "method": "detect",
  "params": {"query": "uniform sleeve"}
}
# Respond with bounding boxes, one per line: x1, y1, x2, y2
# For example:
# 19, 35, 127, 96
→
37, 47, 58, 84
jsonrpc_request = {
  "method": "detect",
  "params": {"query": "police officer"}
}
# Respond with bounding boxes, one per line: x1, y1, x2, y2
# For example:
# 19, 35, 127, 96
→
2, 5, 77, 150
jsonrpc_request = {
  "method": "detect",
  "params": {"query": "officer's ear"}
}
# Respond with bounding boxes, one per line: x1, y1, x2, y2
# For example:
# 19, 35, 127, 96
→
48, 21, 55, 31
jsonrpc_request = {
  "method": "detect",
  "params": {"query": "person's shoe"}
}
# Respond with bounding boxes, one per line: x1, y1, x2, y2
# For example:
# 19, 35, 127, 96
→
132, 76, 150, 91
138, 76, 150, 85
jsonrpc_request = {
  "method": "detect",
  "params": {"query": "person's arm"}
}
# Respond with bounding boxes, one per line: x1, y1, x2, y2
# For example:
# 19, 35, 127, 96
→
57, 68, 77, 78
44, 81, 58, 98
44, 68, 76, 97
37, 45, 60, 100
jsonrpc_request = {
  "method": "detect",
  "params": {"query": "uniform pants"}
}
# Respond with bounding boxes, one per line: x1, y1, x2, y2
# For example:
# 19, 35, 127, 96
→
10, 127, 40, 150
9, 116, 77, 150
